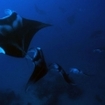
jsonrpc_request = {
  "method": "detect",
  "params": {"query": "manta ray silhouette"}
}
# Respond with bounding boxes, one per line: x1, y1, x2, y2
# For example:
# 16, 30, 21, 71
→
49, 63, 75, 85
0, 9, 50, 57
25, 47, 48, 91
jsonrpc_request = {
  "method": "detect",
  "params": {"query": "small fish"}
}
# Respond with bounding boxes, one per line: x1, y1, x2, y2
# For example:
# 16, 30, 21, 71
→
93, 48, 105, 53
93, 49, 103, 53
69, 68, 90, 76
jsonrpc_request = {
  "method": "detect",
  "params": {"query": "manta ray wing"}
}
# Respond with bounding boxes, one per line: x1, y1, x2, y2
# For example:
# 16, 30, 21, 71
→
0, 10, 50, 57
25, 47, 48, 90
21, 18, 50, 56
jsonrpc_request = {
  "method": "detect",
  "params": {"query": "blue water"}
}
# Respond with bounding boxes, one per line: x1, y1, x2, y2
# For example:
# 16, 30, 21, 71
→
0, 0, 105, 105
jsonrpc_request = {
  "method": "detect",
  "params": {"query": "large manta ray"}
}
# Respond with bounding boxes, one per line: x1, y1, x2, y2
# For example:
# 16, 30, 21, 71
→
0, 9, 50, 57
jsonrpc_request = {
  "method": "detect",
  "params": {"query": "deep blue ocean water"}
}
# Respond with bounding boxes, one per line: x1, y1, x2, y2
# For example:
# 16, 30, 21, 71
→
0, 0, 105, 105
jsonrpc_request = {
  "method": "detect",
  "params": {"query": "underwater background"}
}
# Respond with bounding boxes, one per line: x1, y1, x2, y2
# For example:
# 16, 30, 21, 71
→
0, 0, 105, 105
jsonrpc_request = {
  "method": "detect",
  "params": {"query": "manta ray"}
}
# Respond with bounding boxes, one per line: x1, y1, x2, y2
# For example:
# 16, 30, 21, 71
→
49, 63, 75, 85
25, 47, 48, 90
0, 9, 50, 57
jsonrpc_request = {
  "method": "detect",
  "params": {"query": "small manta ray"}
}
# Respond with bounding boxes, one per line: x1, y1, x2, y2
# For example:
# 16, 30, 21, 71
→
0, 9, 51, 58
49, 63, 75, 85
69, 68, 90, 76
